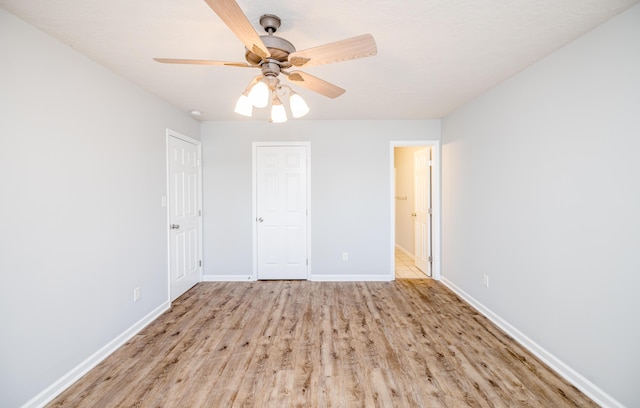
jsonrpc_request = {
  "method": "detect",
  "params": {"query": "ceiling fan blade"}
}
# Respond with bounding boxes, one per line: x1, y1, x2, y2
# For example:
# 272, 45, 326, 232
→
203, 0, 270, 60
285, 70, 345, 98
153, 58, 256, 68
288, 34, 377, 67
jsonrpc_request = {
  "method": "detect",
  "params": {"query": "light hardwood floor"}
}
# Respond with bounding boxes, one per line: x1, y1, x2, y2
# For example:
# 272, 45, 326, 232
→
48, 281, 596, 407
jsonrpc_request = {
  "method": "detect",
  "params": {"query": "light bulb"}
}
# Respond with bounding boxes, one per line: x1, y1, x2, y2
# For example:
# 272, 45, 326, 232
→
271, 97, 287, 123
234, 94, 252, 117
289, 93, 310, 118
248, 81, 269, 108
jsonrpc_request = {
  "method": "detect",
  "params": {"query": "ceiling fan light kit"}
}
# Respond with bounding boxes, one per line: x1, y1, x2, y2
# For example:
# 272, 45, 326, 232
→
270, 95, 288, 123
155, 0, 378, 122
248, 80, 270, 108
233, 94, 252, 117
289, 91, 310, 119
237, 79, 310, 123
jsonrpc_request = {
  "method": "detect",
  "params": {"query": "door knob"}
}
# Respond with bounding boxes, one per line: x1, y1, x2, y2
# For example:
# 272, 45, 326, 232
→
257, 217, 264, 223
411, 213, 417, 217
170, 224, 180, 229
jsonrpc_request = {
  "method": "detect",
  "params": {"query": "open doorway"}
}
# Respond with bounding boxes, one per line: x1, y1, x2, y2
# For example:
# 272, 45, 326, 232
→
390, 141, 441, 280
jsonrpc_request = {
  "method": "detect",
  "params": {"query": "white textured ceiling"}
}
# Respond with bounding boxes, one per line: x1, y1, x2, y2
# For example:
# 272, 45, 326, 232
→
1, 0, 637, 121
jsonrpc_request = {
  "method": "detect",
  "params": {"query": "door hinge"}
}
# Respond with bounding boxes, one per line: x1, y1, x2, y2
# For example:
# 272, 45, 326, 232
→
428, 256, 433, 263
306, 259, 308, 266
428, 208, 432, 215
199, 260, 202, 267
199, 210, 202, 216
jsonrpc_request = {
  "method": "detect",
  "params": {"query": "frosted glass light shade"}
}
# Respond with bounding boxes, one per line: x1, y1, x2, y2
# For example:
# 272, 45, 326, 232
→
248, 81, 269, 108
234, 94, 252, 117
289, 93, 310, 118
271, 99, 287, 123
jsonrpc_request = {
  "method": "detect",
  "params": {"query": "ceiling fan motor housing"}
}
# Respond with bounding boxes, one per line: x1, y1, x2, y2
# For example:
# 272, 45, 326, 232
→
245, 35, 296, 66
244, 14, 295, 73
261, 61, 281, 77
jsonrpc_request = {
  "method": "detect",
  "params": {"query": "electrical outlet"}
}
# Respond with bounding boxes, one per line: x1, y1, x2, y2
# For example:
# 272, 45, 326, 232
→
483, 275, 489, 288
133, 287, 141, 302
342, 252, 349, 261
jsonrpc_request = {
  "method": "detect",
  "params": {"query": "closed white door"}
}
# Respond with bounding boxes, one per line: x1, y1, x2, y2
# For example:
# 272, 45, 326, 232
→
414, 147, 431, 275
168, 135, 201, 300
256, 145, 308, 280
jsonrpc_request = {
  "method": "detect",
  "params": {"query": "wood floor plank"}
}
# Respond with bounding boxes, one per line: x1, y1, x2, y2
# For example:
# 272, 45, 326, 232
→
47, 280, 598, 407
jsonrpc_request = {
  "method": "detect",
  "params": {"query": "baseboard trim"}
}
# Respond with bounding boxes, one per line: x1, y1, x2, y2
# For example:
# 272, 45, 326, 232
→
22, 301, 170, 408
203, 275, 395, 282
395, 244, 414, 260
440, 277, 623, 408
310, 274, 394, 282
202, 275, 253, 282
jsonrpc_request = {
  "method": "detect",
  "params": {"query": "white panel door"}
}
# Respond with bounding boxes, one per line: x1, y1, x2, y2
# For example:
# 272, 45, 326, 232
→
414, 147, 431, 275
256, 146, 308, 280
168, 135, 201, 300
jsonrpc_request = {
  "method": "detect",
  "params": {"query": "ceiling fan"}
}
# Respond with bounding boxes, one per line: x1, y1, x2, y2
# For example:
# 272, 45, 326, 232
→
154, 0, 377, 122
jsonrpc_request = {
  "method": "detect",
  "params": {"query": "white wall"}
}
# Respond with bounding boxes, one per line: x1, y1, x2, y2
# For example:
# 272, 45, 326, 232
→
0, 8, 200, 407
201, 120, 439, 280
441, 4, 640, 407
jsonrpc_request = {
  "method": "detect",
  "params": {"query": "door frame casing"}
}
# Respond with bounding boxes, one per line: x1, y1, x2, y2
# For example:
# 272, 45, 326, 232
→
252, 141, 311, 281
390, 140, 441, 281
166, 129, 203, 301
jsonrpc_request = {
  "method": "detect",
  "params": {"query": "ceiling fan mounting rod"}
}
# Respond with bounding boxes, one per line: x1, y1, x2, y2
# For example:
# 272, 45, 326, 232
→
259, 14, 281, 35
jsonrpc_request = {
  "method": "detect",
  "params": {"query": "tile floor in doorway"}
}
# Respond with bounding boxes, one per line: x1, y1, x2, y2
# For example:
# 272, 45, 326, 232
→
395, 248, 429, 279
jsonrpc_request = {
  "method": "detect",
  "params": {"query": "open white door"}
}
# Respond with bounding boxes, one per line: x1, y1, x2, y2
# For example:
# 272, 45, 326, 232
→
255, 144, 308, 280
414, 147, 432, 276
167, 132, 202, 300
